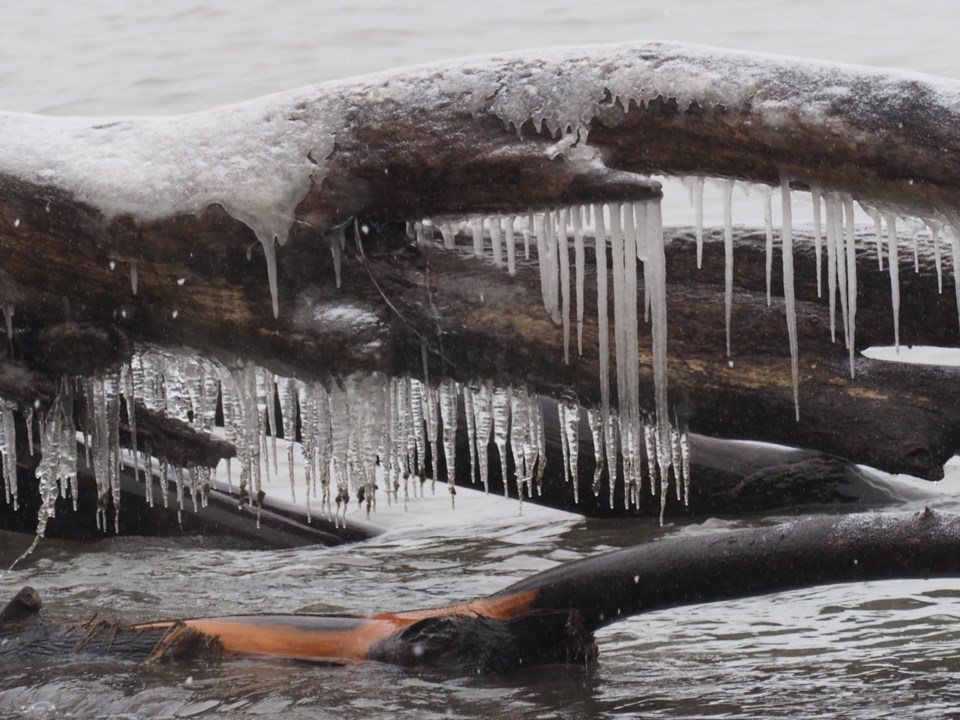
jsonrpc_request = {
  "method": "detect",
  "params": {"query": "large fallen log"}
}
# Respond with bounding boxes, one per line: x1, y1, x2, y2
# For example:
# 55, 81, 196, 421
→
3, 509, 959, 673
2, 42, 960, 523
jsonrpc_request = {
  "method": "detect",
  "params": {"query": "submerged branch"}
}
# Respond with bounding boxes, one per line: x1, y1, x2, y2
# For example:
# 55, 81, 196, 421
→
4, 509, 960, 672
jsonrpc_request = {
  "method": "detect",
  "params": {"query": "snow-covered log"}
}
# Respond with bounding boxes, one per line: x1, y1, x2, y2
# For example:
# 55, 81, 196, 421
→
2, 42, 960, 525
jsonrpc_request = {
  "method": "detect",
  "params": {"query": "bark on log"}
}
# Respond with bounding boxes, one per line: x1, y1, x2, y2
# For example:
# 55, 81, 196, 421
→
2, 42, 960, 511
4, 509, 960, 673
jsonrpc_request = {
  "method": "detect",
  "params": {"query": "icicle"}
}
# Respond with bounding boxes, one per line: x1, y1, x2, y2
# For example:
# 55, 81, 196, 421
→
0, 401, 18, 510
645, 198, 671, 474
928, 221, 944, 294
670, 427, 683, 502
471, 218, 484, 257
524, 212, 533, 259
557, 208, 572, 365
884, 212, 901, 351
122, 365, 138, 487
504, 215, 517, 276
608, 204, 628, 479
331, 228, 345, 288
950, 226, 960, 336
763, 188, 774, 307
533, 395, 547, 495
593, 203, 610, 429
472, 383, 493, 493
824, 196, 838, 343
694, 176, 705, 269
264, 373, 279, 475
843, 196, 858, 379
535, 213, 552, 320
722, 179, 735, 357
490, 217, 504, 267
463, 386, 477, 484
560, 394, 580, 504
25, 407, 33, 457
832, 195, 850, 349
781, 178, 800, 421
867, 209, 884, 272
510, 390, 530, 501
587, 407, 604, 497
492, 388, 511, 497
144, 445, 154, 508
572, 206, 586, 357
256, 231, 281, 319
423, 381, 439, 491
604, 412, 619, 509
410, 379, 427, 482
680, 428, 691, 507
440, 223, 457, 250
438, 380, 458, 507
811, 185, 824, 296
130, 262, 138, 295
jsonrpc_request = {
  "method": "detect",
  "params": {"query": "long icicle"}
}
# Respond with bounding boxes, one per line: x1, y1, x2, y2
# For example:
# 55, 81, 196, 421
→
831, 194, 850, 350
825, 197, 838, 343
722, 179, 735, 357
593, 203, 616, 503
843, 196, 858, 378
885, 212, 901, 352
763, 188, 774, 307
811, 185, 824, 296
694, 176, 705, 269
573, 205, 586, 357
557, 208, 572, 365
781, 177, 800, 421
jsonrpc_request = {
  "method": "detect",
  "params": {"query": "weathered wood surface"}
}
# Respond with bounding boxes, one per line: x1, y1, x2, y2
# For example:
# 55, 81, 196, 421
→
1, 43, 960, 511
4, 510, 960, 673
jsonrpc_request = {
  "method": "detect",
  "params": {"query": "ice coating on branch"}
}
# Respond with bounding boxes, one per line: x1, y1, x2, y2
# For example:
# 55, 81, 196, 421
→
0, 92, 336, 317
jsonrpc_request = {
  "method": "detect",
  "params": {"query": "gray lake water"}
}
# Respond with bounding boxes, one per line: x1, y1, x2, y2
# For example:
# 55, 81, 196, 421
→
3, 1, 960, 717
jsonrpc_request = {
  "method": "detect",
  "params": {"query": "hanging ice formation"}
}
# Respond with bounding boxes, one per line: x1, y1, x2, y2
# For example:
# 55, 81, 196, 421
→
5, 176, 960, 536
414, 196, 687, 515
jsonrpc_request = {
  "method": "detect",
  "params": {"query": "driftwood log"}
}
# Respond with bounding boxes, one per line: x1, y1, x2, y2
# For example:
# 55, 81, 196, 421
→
3, 509, 960, 673
1, 42, 960, 523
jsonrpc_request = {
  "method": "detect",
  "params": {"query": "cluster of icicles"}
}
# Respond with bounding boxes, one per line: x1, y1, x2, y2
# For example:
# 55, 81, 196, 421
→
0, 349, 693, 538
412, 178, 960, 430
5, 176, 960, 538
412, 197, 683, 514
